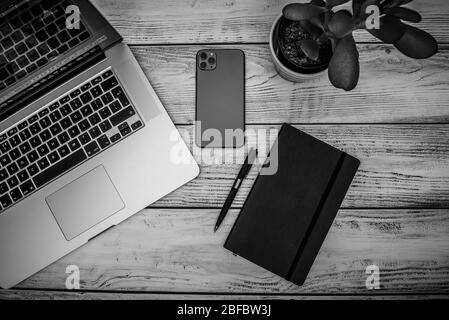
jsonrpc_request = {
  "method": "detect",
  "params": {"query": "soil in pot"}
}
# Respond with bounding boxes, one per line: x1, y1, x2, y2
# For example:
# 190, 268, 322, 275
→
277, 18, 333, 74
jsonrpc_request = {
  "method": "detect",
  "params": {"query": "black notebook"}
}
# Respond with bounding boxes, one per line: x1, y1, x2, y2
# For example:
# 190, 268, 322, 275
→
224, 124, 360, 286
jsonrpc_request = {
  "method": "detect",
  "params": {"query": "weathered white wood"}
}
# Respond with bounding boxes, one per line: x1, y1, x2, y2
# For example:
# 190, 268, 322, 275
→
130, 45, 449, 124
14, 208, 449, 294
90, 0, 449, 44
148, 124, 449, 208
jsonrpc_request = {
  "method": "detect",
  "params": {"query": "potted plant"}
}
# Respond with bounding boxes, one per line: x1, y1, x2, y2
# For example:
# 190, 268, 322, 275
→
269, 0, 438, 91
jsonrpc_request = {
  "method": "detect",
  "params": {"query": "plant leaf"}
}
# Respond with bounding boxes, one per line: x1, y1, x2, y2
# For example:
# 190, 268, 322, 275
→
385, 7, 421, 22
368, 15, 405, 43
317, 32, 330, 45
328, 11, 354, 39
325, 0, 351, 8
352, 0, 364, 17
299, 39, 320, 61
283, 3, 327, 21
328, 34, 360, 91
300, 19, 324, 39
311, 0, 326, 6
394, 24, 438, 59
381, 0, 413, 10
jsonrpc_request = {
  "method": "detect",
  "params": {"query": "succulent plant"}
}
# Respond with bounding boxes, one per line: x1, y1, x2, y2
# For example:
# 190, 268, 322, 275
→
282, 0, 438, 91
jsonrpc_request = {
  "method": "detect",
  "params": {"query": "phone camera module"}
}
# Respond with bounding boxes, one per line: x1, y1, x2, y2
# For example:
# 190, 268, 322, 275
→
198, 51, 216, 71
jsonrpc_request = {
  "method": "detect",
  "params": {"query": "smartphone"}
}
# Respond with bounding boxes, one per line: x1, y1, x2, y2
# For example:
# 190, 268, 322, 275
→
196, 49, 245, 148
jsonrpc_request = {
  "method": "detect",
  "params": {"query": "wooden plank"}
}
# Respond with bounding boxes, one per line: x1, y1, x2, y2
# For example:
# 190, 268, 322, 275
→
1, 290, 447, 300
15, 208, 449, 294
90, 0, 449, 44
149, 124, 449, 208
130, 45, 449, 124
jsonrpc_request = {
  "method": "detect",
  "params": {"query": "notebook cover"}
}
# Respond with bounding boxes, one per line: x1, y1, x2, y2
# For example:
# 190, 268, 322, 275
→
224, 124, 360, 286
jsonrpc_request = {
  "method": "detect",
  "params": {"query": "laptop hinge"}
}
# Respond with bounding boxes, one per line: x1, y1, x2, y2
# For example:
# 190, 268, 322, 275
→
0, 46, 106, 122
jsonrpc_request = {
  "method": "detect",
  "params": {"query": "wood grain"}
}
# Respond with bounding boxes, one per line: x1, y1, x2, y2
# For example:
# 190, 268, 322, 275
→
130, 45, 449, 124
90, 0, 449, 44
13, 208, 449, 294
148, 124, 449, 208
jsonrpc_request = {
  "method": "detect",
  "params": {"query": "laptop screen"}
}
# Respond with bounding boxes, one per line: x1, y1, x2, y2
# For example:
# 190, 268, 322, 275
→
0, 0, 92, 117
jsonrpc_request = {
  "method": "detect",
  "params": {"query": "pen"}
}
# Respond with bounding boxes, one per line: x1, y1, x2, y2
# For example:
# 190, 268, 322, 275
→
214, 148, 258, 232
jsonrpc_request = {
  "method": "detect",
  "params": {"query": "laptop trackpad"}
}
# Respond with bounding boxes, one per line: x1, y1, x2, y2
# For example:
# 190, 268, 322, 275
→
46, 166, 125, 241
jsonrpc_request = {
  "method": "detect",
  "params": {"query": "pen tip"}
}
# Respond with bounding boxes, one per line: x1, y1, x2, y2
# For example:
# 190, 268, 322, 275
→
214, 225, 218, 232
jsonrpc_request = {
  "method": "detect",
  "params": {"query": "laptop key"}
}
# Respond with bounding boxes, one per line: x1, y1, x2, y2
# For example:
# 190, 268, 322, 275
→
99, 120, 112, 133
60, 117, 72, 129
131, 121, 143, 130
48, 151, 60, 164
68, 139, 81, 151
10, 148, 21, 161
26, 63, 37, 73
98, 135, 111, 149
17, 157, 29, 170
91, 98, 103, 110
48, 138, 60, 150
0, 141, 11, 153
7, 176, 19, 189
40, 130, 52, 142
102, 70, 113, 79
119, 123, 132, 137
10, 135, 21, 147
0, 182, 8, 195
33, 149, 87, 189
84, 141, 100, 157
110, 106, 136, 126
110, 101, 121, 113
27, 150, 39, 163
110, 133, 121, 143
16, 70, 27, 79
37, 144, 49, 157
50, 123, 62, 136
0, 194, 13, 208
36, 57, 48, 67
57, 132, 70, 144
19, 141, 31, 155
79, 133, 91, 145
28, 163, 39, 176
37, 158, 50, 170
9, 187, 23, 202
89, 126, 101, 139
9, 188, 22, 202
29, 123, 41, 135
101, 76, 118, 91
20, 180, 35, 196
88, 113, 101, 126
17, 170, 29, 183
16, 42, 28, 55
0, 155, 11, 166
60, 104, 71, 116
58, 145, 70, 158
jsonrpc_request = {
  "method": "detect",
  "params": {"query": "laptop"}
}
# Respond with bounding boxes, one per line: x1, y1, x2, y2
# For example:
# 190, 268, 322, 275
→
0, 0, 199, 289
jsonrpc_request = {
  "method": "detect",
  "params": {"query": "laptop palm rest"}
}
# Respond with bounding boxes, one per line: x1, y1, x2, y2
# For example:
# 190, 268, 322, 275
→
46, 166, 125, 241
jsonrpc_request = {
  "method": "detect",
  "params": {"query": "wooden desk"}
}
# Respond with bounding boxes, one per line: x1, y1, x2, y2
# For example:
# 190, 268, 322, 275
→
1, 0, 448, 300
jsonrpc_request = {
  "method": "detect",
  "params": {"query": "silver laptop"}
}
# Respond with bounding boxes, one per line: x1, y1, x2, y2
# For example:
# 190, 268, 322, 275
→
0, 0, 199, 289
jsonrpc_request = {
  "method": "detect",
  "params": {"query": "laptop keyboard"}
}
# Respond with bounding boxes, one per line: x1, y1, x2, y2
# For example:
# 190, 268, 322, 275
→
0, 0, 91, 93
0, 69, 144, 212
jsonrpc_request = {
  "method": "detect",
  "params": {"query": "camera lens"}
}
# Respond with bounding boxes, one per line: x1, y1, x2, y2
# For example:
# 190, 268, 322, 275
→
200, 62, 207, 69
200, 52, 208, 60
208, 57, 215, 64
